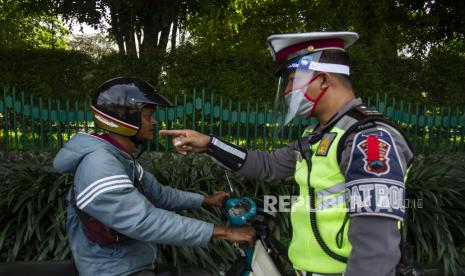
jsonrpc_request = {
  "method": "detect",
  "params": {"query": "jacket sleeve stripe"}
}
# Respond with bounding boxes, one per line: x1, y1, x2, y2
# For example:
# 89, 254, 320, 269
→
136, 163, 144, 181
78, 184, 135, 209
76, 179, 132, 206
77, 175, 130, 201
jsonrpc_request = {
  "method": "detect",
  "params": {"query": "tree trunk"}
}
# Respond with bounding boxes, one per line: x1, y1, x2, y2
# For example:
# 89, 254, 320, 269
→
119, 10, 136, 57
179, 4, 187, 44
108, 0, 183, 59
139, 13, 157, 57
158, 23, 171, 55
108, 4, 125, 55
171, 17, 178, 52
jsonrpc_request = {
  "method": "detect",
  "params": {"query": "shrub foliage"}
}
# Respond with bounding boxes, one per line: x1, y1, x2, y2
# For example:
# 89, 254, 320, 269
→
0, 152, 464, 274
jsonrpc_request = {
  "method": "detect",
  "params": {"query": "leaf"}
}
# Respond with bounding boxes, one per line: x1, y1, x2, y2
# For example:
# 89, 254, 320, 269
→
12, 223, 27, 261
0, 221, 13, 250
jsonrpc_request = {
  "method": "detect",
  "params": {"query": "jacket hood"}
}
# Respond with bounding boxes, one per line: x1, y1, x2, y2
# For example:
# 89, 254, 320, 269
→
53, 132, 130, 174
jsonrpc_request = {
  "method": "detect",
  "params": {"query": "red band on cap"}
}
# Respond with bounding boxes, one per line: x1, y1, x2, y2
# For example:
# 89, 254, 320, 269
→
276, 38, 344, 61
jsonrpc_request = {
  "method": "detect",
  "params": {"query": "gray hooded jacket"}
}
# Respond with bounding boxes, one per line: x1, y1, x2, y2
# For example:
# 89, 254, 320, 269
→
53, 132, 213, 276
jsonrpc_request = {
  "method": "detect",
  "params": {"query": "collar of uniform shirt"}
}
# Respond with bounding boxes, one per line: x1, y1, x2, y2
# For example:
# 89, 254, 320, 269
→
312, 98, 363, 135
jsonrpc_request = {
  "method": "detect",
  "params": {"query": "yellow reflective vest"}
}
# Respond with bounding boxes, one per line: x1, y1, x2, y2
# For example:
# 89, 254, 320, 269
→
289, 118, 351, 273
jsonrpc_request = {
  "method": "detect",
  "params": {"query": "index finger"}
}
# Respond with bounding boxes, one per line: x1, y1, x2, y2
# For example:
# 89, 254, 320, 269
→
159, 129, 188, 136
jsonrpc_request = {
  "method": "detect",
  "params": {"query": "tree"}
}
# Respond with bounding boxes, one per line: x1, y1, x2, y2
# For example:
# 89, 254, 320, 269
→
55, 0, 228, 59
2, 0, 465, 106
0, 0, 68, 49
174, 0, 465, 105
398, 0, 465, 53
68, 33, 117, 58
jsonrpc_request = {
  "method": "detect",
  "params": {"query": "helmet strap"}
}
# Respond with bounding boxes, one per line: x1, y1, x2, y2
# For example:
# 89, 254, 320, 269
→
129, 135, 148, 159
135, 143, 147, 159
130, 135, 145, 146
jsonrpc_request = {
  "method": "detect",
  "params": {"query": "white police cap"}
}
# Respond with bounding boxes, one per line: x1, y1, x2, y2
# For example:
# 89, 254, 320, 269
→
267, 31, 359, 62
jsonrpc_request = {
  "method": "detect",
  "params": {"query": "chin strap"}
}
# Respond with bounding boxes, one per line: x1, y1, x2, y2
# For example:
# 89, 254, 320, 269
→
130, 136, 147, 159
130, 135, 143, 145
135, 144, 147, 159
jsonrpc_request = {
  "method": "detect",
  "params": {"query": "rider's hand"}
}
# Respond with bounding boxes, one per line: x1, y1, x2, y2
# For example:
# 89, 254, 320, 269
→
159, 129, 210, 155
203, 192, 230, 208
213, 225, 256, 247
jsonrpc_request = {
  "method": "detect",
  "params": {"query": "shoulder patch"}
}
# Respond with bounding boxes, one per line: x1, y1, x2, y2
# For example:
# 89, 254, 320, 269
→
357, 132, 391, 176
315, 132, 337, 156
344, 127, 406, 221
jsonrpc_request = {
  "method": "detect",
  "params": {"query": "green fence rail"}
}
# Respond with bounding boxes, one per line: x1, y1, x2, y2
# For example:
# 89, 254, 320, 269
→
1, 85, 464, 154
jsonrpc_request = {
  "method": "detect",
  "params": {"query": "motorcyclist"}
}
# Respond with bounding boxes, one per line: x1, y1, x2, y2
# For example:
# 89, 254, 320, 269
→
53, 76, 256, 276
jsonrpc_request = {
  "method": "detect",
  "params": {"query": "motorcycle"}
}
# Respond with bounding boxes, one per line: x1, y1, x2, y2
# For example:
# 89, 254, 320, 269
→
218, 170, 294, 276
0, 170, 292, 276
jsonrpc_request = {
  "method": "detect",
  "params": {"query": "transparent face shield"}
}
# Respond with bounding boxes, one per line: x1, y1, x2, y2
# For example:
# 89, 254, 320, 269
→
271, 52, 323, 137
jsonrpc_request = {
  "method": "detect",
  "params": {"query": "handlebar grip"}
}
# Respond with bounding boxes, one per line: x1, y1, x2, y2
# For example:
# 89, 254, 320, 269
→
221, 195, 230, 208
238, 241, 252, 249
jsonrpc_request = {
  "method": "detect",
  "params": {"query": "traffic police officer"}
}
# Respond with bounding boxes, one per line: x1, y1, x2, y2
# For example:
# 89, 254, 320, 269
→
161, 32, 414, 276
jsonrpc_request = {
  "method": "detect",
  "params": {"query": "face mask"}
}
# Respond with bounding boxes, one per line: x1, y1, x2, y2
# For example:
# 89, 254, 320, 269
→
283, 74, 326, 124
284, 89, 314, 125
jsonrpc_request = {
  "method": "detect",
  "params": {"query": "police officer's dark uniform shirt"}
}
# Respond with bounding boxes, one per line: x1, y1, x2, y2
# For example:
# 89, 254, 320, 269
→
208, 98, 413, 276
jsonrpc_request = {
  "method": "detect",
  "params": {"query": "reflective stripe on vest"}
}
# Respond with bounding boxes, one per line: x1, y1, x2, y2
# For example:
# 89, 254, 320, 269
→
289, 115, 358, 273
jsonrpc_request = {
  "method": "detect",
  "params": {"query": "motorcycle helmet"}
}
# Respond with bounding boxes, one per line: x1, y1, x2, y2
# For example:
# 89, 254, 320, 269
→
91, 76, 173, 136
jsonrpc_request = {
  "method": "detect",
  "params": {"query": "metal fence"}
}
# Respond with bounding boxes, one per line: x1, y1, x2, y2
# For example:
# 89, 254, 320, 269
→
1, 85, 464, 154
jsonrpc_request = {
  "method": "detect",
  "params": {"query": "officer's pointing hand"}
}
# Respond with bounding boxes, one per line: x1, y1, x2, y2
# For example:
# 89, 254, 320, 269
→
159, 129, 210, 155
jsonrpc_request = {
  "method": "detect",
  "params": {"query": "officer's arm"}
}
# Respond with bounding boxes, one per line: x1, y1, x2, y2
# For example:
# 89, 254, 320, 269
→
345, 217, 400, 276
75, 153, 213, 246
205, 136, 297, 181
135, 163, 204, 210
340, 126, 412, 276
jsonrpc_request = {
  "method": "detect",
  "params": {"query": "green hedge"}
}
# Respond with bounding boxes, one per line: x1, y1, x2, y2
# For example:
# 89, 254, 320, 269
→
0, 152, 464, 274
0, 44, 275, 103
0, 49, 95, 100
0, 49, 166, 102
